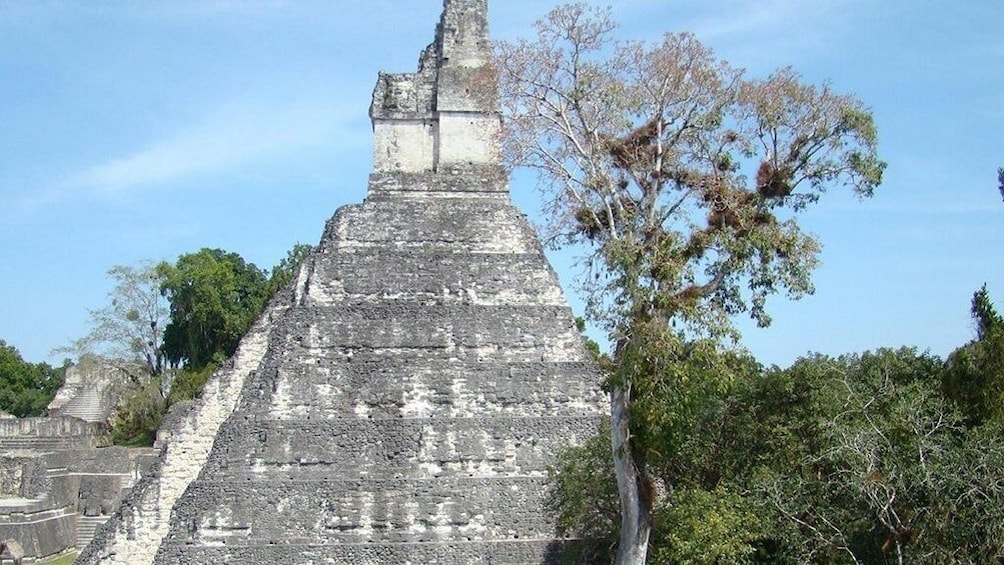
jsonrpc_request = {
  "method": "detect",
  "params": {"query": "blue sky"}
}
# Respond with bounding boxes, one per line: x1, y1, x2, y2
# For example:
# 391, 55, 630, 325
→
1, 0, 1001, 367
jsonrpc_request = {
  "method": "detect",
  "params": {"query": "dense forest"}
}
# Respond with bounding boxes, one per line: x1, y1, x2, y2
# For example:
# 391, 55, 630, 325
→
0, 341, 67, 417
552, 286, 1004, 563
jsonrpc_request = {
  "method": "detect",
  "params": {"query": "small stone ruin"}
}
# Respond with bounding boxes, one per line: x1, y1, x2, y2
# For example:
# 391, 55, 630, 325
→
0, 358, 157, 562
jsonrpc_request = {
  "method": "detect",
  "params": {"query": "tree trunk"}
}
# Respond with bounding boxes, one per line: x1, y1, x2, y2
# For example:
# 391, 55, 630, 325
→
611, 385, 651, 565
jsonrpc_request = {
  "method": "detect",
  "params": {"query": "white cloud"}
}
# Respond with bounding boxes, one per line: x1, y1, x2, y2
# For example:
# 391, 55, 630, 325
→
54, 98, 359, 196
3, 96, 366, 219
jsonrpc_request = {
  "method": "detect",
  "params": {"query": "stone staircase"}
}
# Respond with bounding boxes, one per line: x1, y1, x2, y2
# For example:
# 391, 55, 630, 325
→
0, 436, 88, 453
57, 388, 108, 423
76, 515, 109, 549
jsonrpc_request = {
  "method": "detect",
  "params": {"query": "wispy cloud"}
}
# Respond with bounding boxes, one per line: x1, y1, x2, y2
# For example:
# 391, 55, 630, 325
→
17, 97, 361, 211
67, 100, 341, 191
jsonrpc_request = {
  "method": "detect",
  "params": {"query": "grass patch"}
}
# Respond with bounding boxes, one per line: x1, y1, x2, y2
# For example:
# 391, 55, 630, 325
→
39, 552, 78, 565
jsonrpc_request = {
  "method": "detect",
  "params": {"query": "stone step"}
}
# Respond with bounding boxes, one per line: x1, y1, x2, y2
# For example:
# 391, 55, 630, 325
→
0, 436, 89, 453
59, 388, 108, 423
366, 169, 508, 197
76, 515, 108, 548
203, 415, 601, 480
306, 250, 566, 308
167, 476, 553, 545
275, 304, 582, 359
155, 539, 579, 565
324, 199, 539, 253
255, 360, 603, 420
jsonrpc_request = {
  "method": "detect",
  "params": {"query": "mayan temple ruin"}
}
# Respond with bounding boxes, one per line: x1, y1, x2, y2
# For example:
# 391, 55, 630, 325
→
75, 1, 606, 563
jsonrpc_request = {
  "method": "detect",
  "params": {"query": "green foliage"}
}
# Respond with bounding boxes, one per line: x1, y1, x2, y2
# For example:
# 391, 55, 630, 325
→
166, 362, 219, 404
943, 284, 1004, 425
935, 421, 1004, 562
159, 248, 270, 370
109, 378, 165, 446
58, 263, 168, 377
550, 344, 1004, 563
106, 338, 219, 448
0, 340, 66, 417
610, 323, 759, 498
548, 422, 619, 564
106, 243, 309, 444
767, 350, 959, 562
716, 349, 1004, 562
652, 487, 771, 565
267, 242, 312, 295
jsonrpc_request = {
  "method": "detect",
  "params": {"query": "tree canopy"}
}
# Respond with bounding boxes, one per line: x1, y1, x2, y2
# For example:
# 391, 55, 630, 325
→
156, 244, 312, 371
47, 243, 314, 443
267, 243, 312, 296
497, 3, 884, 337
0, 340, 65, 417
550, 342, 1004, 563
158, 248, 271, 370
943, 284, 1004, 425
496, 4, 884, 562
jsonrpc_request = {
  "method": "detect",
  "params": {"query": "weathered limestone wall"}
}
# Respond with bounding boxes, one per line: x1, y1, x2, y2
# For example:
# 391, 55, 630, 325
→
0, 359, 158, 558
0, 417, 104, 454
370, 42, 438, 174
439, 114, 500, 166
47, 357, 136, 419
0, 505, 77, 560
0, 417, 102, 439
76, 292, 291, 565
437, 0, 491, 67
0, 456, 77, 560
0, 405, 148, 558
47, 448, 158, 517
372, 120, 436, 173
366, 168, 507, 197
0, 456, 48, 499
148, 189, 603, 564
371, 0, 500, 174
0, 445, 158, 560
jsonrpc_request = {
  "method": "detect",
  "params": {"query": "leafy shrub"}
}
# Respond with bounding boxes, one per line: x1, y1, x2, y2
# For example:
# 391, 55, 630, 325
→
109, 379, 165, 446
166, 362, 219, 404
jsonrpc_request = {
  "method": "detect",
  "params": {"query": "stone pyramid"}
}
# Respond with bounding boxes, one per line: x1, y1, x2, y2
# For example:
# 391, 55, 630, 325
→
80, 1, 605, 563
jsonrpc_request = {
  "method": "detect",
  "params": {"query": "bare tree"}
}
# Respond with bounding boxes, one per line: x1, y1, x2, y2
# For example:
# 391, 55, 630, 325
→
59, 262, 168, 381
